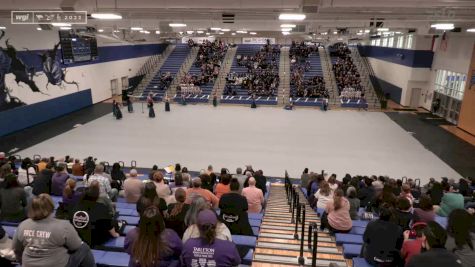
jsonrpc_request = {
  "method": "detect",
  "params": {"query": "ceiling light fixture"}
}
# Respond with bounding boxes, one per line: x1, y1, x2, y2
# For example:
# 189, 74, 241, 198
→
206, 32, 210, 35
467, 28, 475, 32
36, 27, 42, 31
282, 31, 290, 35
431, 23, 454, 30
98, 29, 104, 32
90, 13, 122, 20
364, 29, 370, 33
144, 30, 150, 34
218, 32, 224, 35
113, 30, 120, 33
169, 23, 186, 27
131, 27, 143, 31
179, 31, 183, 35
281, 28, 292, 32
210, 27, 221, 31
52, 23, 71, 27
197, 30, 204, 34
220, 29, 230, 32
236, 30, 247, 34
155, 30, 160, 34
356, 32, 363, 36
231, 33, 236, 36
249, 32, 257, 35
281, 24, 296, 28
279, 13, 306, 21
186, 30, 194, 34
333, 31, 338, 34
60, 26, 71, 30
376, 28, 389, 32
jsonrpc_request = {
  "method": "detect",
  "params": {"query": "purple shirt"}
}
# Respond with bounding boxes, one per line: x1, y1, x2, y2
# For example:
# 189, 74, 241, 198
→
62, 191, 83, 207
181, 238, 241, 267
51, 173, 69, 196
125, 228, 182, 267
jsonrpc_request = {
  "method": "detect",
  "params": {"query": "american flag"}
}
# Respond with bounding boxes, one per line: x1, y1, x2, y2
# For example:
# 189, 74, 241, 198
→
440, 32, 448, 52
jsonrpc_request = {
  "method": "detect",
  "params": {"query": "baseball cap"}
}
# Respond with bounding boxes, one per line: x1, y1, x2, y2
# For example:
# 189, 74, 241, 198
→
197, 209, 217, 226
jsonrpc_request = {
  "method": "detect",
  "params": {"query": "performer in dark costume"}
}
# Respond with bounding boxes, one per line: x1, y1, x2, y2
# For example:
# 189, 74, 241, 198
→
212, 92, 218, 107
126, 95, 134, 113
251, 94, 257, 109
147, 93, 155, 118
112, 100, 117, 117
165, 94, 170, 112
114, 101, 123, 119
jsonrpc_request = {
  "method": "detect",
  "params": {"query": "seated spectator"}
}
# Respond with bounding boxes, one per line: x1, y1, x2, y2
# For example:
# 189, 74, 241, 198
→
17, 157, 36, 186
62, 178, 83, 209
358, 177, 375, 208
32, 163, 54, 196
199, 173, 214, 192
86, 164, 118, 201
186, 178, 219, 208
70, 181, 120, 246
123, 169, 144, 203
0, 174, 27, 222
300, 168, 310, 188
183, 197, 232, 243
320, 189, 352, 233
428, 181, 444, 205
242, 177, 265, 213
150, 171, 172, 201
372, 185, 397, 213
13, 194, 95, 267
401, 222, 428, 264
36, 158, 49, 172
314, 181, 333, 209
413, 195, 435, 223
393, 197, 414, 231
328, 174, 339, 191
346, 186, 360, 220
406, 221, 463, 267
0, 223, 15, 266
445, 209, 475, 267
215, 174, 231, 200
125, 206, 182, 267
165, 188, 190, 238
137, 182, 167, 216
51, 163, 69, 196
400, 183, 415, 204
181, 210, 241, 267
170, 172, 189, 192
110, 163, 126, 190
233, 168, 248, 193
436, 184, 464, 217
219, 178, 253, 236
307, 174, 324, 205
362, 204, 403, 266
181, 167, 191, 185
252, 170, 268, 195
71, 159, 84, 177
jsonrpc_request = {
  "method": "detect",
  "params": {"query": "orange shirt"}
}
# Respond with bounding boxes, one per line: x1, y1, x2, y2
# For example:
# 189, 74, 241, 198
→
185, 187, 219, 208
215, 183, 230, 200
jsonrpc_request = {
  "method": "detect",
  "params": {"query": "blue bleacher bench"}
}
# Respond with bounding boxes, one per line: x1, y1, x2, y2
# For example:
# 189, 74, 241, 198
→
118, 216, 139, 226
352, 257, 373, 267
352, 220, 369, 228
232, 235, 257, 248
242, 249, 254, 265
349, 226, 366, 235
335, 233, 364, 245
93, 250, 129, 267
343, 243, 362, 259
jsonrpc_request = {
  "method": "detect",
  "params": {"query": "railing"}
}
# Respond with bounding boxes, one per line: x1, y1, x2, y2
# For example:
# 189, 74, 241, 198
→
349, 47, 383, 108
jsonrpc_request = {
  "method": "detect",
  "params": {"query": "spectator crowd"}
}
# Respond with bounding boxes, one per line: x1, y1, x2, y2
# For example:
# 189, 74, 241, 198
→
330, 43, 365, 100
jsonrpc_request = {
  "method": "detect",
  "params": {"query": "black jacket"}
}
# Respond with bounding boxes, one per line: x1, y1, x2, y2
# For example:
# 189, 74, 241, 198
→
363, 219, 403, 263
32, 169, 54, 195
406, 248, 463, 267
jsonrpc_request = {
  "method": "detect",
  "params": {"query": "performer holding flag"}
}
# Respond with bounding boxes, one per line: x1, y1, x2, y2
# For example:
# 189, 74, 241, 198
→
147, 93, 156, 118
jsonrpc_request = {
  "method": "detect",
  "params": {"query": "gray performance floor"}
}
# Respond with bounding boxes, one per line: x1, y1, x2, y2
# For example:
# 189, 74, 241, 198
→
17, 103, 461, 183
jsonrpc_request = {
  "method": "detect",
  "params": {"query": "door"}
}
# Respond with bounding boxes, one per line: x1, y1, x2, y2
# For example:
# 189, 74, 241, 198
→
121, 76, 129, 90
410, 88, 422, 108
110, 79, 119, 96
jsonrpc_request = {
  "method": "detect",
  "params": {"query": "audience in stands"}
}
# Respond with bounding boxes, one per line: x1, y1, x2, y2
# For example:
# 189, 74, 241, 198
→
314, 181, 334, 209
111, 163, 126, 190
320, 189, 352, 233
150, 171, 172, 201
186, 178, 219, 208
70, 181, 120, 246
51, 163, 69, 196
393, 197, 414, 231
165, 188, 190, 238
436, 183, 464, 217
401, 222, 428, 264
413, 194, 436, 223
36, 158, 48, 172
330, 43, 364, 100
137, 182, 167, 216
125, 206, 182, 267
346, 187, 360, 220
86, 164, 118, 202
17, 158, 36, 186
13, 194, 95, 267
242, 177, 265, 213
215, 174, 231, 200
362, 203, 403, 266
123, 169, 144, 203
0, 174, 27, 222
406, 221, 463, 267
181, 210, 241, 267
62, 179, 82, 209
445, 209, 475, 267
32, 163, 54, 196
358, 177, 375, 208
71, 159, 84, 176
219, 178, 253, 236
246, 170, 267, 195
232, 167, 247, 193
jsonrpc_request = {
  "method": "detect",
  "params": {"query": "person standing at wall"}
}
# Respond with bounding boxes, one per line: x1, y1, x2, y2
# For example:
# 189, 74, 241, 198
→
165, 94, 171, 112
126, 95, 134, 113
147, 93, 156, 118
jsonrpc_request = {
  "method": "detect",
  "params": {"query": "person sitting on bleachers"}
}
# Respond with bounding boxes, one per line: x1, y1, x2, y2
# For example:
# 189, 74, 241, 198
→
150, 171, 172, 202
123, 169, 144, 203
362, 203, 403, 266
137, 182, 167, 216
241, 177, 264, 213
165, 188, 190, 238
346, 186, 360, 220
125, 206, 183, 267
401, 222, 428, 265
0, 174, 27, 222
219, 178, 253, 236
51, 163, 70, 196
32, 163, 54, 196
13, 194, 95, 267
392, 197, 414, 231
314, 181, 334, 209
445, 209, 475, 267
400, 183, 415, 204
320, 189, 352, 233
36, 157, 48, 172
181, 167, 192, 186
111, 163, 126, 190
436, 183, 464, 217
0, 224, 14, 266
17, 157, 36, 186
181, 209, 241, 267
215, 174, 231, 200
406, 221, 463, 267
183, 196, 232, 243
413, 194, 436, 223
186, 178, 219, 208
328, 174, 339, 191
86, 164, 118, 202
71, 159, 84, 177
62, 179, 83, 209
358, 177, 375, 208
70, 181, 120, 246
245, 170, 267, 196
371, 184, 397, 213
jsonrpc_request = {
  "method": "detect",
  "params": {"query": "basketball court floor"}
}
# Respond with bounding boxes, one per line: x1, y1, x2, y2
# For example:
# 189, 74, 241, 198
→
17, 103, 461, 183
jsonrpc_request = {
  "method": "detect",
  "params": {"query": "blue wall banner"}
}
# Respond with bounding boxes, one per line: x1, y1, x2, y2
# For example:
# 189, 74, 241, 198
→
358, 45, 434, 68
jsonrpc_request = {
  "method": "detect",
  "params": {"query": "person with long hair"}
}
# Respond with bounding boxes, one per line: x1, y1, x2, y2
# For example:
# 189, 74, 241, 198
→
51, 163, 70, 196
125, 206, 182, 267
150, 172, 172, 201
13, 194, 95, 267
314, 181, 333, 209
320, 188, 352, 233
346, 186, 360, 220
181, 210, 241, 267
111, 163, 126, 190
62, 178, 83, 208
445, 209, 475, 267
0, 174, 27, 222
165, 188, 190, 238
137, 182, 167, 216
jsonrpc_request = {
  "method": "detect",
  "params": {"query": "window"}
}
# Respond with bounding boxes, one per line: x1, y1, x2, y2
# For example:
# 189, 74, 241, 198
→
375, 39, 380, 46
382, 38, 388, 47
406, 35, 413, 49
434, 69, 467, 100
371, 39, 376, 46
388, 37, 394, 47
397, 36, 404, 48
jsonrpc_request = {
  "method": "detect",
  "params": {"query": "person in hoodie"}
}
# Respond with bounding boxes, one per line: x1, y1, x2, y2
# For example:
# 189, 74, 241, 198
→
32, 163, 55, 196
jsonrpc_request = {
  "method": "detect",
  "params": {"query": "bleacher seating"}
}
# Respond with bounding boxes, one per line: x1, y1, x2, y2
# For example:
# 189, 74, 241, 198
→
221, 44, 278, 105
142, 44, 191, 101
